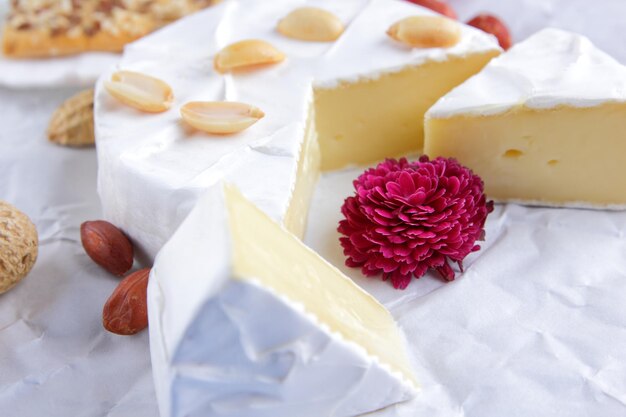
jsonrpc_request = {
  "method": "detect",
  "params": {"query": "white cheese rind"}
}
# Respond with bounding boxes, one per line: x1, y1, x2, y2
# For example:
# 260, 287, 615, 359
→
94, 0, 500, 261
148, 185, 418, 417
427, 28, 626, 118
314, 0, 499, 88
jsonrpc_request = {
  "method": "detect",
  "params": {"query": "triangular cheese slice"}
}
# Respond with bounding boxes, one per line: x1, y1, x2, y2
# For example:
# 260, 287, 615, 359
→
149, 183, 418, 417
425, 28, 626, 208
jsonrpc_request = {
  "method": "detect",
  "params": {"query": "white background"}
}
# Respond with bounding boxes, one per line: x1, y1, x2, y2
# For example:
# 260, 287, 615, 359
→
1, 0, 626, 416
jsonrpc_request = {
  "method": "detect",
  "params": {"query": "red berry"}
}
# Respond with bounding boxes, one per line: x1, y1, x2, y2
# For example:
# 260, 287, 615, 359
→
405, 0, 457, 20
467, 14, 512, 50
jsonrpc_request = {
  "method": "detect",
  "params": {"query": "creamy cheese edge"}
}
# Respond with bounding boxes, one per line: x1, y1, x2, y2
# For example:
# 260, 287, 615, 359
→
427, 28, 626, 118
94, 0, 500, 261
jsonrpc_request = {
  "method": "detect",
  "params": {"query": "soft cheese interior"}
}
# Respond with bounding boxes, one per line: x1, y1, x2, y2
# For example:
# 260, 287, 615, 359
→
149, 183, 418, 417
425, 28, 626, 208
313, 0, 499, 170
94, 0, 501, 261
426, 103, 626, 206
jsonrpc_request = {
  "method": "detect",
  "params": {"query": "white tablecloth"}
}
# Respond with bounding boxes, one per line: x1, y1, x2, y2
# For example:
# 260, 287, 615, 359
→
1, 1, 625, 416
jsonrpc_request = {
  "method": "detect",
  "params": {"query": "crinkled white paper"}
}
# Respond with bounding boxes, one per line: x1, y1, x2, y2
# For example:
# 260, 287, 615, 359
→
1, 1, 626, 416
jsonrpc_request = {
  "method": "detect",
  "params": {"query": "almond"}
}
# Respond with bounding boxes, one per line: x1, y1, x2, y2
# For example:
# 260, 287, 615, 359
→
405, 0, 457, 20
214, 39, 285, 73
103, 268, 150, 335
277, 7, 344, 42
104, 70, 173, 113
81, 220, 134, 276
387, 15, 461, 48
467, 14, 512, 50
0, 201, 38, 294
47, 89, 95, 147
181, 101, 265, 134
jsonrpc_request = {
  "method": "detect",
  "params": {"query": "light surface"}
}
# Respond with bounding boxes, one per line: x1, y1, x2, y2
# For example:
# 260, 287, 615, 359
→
2, 1, 626, 417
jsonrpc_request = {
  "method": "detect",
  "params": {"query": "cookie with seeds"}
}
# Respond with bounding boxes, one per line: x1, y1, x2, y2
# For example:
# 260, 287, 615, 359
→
2, 0, 221, 58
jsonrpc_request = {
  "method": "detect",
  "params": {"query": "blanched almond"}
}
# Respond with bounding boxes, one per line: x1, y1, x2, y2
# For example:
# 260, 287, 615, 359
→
104, 71, 173, 113
181, 101, 265, 134
387, 15, 461, 48
277, 7, 344, 42
214, 39, 285, 73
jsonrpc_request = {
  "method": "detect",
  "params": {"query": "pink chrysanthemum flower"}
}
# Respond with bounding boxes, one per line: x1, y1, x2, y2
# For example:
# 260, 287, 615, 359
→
338, 156, 493, 290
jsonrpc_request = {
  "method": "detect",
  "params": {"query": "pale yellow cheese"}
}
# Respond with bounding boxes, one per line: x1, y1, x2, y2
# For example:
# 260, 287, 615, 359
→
225, 184, 418, 387
283, 107, 321, 238
424, 103, 626, 206
315, 51, 500, 171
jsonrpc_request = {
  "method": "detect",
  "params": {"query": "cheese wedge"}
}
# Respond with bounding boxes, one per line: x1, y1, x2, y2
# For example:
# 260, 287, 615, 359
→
94, 0, 501, 261
149, 183, 418, 417
425, 28, 626, 208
